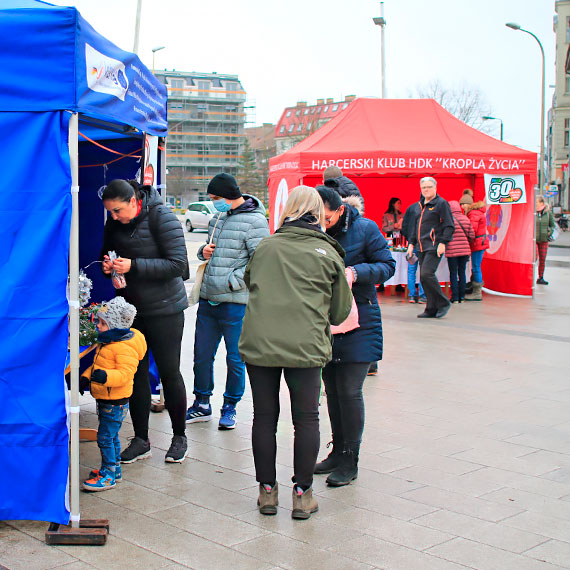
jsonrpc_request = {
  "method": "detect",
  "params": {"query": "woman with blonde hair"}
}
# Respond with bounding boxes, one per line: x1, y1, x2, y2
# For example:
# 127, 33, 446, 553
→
239, 185, 352, 520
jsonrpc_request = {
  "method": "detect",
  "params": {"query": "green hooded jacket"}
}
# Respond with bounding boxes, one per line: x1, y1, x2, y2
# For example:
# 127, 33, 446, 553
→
238, 223, 353, 368
535, 207, 555, 243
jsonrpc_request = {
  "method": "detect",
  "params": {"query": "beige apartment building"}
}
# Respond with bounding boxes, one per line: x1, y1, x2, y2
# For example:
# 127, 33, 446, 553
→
550, 0, 570, 208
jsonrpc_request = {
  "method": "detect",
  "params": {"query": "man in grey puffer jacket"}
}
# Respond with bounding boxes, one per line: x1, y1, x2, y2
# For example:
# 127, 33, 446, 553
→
187, 173, 269, 429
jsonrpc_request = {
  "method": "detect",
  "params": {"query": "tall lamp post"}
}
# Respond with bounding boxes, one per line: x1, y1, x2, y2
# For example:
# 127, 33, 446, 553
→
506, 22, 545, 189
482, 115, 504, 141
372, 2, 387, 98
152, 46, 165, 74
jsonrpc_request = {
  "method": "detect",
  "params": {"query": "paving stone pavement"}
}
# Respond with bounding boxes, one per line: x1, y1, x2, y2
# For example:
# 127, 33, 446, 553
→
2, 264, 570, 570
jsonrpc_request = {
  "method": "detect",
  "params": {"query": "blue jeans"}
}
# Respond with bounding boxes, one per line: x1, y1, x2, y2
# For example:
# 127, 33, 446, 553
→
471, 250, 485, 283
407, 250, 425, 298
447, 255, 469, 301
97, 401, 129, 473
193, 299, 246, 405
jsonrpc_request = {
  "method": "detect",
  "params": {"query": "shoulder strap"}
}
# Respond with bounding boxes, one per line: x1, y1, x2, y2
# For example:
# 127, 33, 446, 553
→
453, 214, 471, 241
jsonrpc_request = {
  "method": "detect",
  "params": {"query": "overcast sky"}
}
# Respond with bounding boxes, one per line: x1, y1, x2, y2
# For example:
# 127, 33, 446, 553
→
52, 0, 555, 154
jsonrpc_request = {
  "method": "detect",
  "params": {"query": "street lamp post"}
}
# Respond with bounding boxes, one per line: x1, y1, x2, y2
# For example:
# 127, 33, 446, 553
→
152, 46, 165, 74
372, 2, 387, 98
506, 22, 545, 189
482, 115, 504, 141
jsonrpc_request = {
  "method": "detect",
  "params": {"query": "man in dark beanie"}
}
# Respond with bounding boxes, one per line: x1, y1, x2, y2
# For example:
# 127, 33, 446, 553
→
187, 173, 269, 429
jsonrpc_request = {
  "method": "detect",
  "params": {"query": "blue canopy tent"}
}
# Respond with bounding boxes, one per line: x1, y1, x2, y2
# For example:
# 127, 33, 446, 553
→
0, 0, 167, 528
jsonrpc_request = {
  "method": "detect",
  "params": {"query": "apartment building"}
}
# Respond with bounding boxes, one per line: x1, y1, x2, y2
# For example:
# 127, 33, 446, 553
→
274, 96, 356, 154
550, 1, 570, 208
154, 70, 246, 203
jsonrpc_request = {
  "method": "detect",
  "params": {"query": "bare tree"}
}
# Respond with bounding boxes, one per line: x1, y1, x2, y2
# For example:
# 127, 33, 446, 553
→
412, 80, 494, 134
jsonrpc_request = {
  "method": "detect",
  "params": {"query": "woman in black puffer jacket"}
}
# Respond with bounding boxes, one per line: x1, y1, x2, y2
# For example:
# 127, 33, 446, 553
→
315, 187, 395, 487
100, 179, 189, 464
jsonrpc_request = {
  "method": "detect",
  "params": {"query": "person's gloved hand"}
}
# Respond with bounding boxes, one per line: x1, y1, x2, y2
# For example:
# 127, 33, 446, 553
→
79, 375, 90, 396
91, 369, 107, 384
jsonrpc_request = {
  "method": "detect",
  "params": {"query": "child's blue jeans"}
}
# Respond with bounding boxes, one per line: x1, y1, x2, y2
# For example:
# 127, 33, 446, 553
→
97, 401, 129, 473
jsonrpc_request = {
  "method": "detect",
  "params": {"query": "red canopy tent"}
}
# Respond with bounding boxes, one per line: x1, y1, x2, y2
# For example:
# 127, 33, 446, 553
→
268, 98, 537, 296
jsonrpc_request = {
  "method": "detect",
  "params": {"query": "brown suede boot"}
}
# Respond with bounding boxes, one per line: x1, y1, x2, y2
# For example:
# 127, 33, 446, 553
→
257, 482, 278, 515
291, 485, 318, 520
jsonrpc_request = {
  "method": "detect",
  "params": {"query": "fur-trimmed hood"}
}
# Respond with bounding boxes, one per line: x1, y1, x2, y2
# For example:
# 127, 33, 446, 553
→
342, 194, 364, 214
465, 200, 486, 213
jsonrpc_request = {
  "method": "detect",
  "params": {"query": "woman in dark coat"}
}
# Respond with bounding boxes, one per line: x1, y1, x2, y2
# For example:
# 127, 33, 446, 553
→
315, 187, 396, 486
100, 179, 189, 464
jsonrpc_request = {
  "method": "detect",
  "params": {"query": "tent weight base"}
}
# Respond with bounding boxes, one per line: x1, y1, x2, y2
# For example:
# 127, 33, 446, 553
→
150, 399, 165, 413
45, 520, 109, 545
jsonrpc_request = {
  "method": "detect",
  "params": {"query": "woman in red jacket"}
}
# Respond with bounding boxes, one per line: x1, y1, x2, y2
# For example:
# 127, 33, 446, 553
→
460, 195, 489, 301
446, 201, 475, 303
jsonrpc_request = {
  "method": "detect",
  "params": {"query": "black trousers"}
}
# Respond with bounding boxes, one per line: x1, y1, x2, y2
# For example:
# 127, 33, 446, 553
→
322, 362, 370, 450
246, 364, 321, 488
417, 250, 450, 315
130, 312, 187, 439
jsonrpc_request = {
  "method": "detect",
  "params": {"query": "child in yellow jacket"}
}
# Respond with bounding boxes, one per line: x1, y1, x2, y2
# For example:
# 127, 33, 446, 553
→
82, 297, 146, 491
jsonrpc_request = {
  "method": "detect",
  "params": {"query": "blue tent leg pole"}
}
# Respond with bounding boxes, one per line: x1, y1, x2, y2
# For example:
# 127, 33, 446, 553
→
45, 113, 108, 545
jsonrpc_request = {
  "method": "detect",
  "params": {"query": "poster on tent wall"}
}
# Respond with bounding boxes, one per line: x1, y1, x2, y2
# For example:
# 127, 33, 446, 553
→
142, 135, 158, 187
484, 173, 527, 205
268, 174, 302, 232
481, 174, 535, 296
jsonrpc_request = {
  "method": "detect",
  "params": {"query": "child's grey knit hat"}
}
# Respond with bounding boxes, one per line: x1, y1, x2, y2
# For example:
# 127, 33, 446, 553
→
98, 297, 137, 330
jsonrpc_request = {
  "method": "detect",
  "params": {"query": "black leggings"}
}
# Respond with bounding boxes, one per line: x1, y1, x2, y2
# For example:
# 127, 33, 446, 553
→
322, 362, 370, 450
247, 364, 321, 489
130, 312, 187, 439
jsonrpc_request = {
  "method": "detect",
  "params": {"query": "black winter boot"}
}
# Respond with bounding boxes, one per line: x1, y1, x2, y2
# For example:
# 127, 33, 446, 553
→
326, 447, 359, 487
314, 440, 342, 474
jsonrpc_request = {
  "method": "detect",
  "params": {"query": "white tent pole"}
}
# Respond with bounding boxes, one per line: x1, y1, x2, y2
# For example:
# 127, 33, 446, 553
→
68, 113, 81, 529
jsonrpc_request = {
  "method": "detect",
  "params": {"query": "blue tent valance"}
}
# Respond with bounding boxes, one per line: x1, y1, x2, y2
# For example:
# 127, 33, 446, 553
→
0, 0, 167, 136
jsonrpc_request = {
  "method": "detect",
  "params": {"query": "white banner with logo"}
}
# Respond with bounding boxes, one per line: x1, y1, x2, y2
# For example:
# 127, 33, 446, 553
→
483, 173, 526, 205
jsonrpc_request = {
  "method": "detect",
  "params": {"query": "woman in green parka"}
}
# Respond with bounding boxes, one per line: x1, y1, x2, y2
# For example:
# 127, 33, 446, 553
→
239, 185, 352, 520
535, 195, 555, 285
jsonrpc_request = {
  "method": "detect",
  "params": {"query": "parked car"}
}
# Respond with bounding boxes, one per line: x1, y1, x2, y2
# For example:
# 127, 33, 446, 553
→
184, 200, 215, 232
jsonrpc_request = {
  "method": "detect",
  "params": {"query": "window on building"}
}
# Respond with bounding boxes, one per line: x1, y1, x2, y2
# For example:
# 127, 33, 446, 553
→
307, 122, 312, 131
310, 108, 315, 114
567, 16, 570, 42
279, 125, 285, 133
170, 79, 184, 88
323, 106, 329, 112
304, 109, 309, 115
288, 124, 295, 133
169, 102, 183, 110
316, 107, 322, 113
332, 104, 339, 112
226, 82, 237, 91
198, 81, 210, 91
295, 109, 301, 116
286, 111, 292, 117
297, 123, 303, 132
342, 103, 349, 109
565, 119, 570, 148
565, 75, 570, 94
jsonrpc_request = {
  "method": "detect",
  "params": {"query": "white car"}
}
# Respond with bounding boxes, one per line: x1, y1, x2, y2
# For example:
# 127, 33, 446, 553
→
184, 200, 215, 232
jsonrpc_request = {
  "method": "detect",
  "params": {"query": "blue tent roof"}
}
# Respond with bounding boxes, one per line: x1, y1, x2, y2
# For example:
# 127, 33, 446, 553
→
0, 0, 167, 136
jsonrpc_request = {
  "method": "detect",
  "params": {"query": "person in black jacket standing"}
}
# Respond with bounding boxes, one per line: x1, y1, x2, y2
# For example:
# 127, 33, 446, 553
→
100, 179, 189, 464
315, 187, 395, 487
406, 177, 455, 319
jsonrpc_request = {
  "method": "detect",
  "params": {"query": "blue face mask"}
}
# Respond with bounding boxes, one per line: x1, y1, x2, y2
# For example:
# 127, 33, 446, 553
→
213, 199, 231, 212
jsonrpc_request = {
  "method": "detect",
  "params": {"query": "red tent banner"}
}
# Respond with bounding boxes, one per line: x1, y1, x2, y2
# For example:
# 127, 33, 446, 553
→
268, 98, 537, 296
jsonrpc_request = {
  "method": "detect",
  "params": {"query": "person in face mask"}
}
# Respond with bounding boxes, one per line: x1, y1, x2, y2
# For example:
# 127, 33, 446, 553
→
186, 173, 269, 430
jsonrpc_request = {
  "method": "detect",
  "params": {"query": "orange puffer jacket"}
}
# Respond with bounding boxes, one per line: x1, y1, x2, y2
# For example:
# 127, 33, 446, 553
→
83, 328, 147, 400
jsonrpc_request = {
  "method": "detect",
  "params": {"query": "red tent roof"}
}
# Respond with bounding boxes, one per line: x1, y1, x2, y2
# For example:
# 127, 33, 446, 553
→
269, 98, 536, 177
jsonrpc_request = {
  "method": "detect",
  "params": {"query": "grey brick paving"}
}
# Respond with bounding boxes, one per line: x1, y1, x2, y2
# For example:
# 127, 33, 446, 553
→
2, 265, 570, 569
